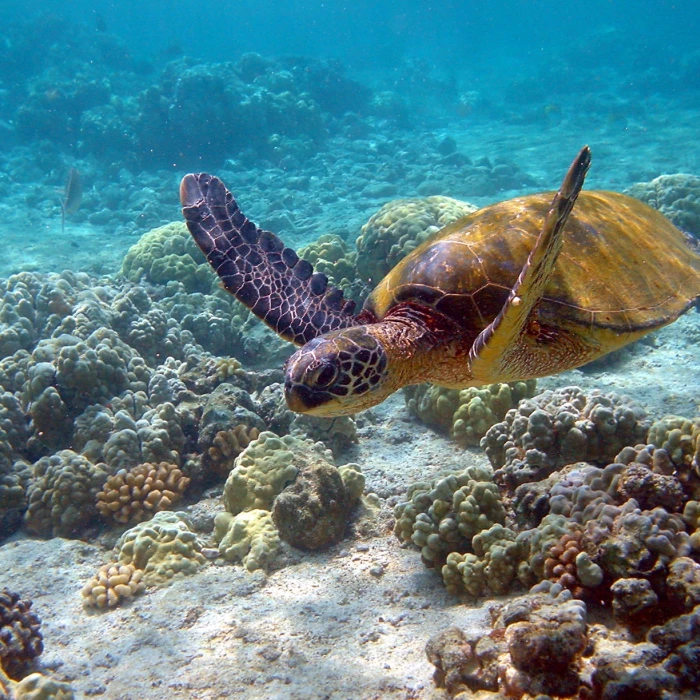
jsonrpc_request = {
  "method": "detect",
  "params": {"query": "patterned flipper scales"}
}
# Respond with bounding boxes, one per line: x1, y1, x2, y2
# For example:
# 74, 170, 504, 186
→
180, 173, 358, 346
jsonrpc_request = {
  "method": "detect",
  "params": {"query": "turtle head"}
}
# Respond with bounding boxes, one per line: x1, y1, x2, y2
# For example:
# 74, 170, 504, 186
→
284, 326, 391, 416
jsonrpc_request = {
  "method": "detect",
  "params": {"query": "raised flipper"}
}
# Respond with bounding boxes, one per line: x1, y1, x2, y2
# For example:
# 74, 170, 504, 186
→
180, 173, 357, 346
468, 146, 592, 382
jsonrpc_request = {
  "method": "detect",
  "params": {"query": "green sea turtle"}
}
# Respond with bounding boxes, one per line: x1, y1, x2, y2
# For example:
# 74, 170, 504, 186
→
180, 147, 700, 417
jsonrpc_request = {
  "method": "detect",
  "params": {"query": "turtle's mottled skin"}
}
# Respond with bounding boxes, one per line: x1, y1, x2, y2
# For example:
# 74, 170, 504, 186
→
181, 147, 700, 417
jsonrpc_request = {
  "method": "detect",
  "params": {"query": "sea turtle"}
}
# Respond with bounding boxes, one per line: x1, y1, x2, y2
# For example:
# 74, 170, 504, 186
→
180, 147, 700, 417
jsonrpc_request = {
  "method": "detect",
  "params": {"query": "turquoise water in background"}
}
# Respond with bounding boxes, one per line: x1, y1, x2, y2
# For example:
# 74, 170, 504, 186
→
1, 0, 699, 276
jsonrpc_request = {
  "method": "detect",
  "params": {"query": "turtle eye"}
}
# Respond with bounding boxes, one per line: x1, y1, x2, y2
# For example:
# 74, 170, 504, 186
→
310, 361, 338, 388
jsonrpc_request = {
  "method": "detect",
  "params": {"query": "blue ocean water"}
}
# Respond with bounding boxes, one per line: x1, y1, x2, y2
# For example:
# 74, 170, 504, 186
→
0, 2, 700, 698
0, 0, 698, 275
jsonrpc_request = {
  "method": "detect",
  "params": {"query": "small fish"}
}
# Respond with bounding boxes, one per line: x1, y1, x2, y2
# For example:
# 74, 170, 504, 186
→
60, 168, 83, 234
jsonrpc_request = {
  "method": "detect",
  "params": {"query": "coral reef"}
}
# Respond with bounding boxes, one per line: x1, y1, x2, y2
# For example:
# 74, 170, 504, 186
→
393, 465, 506, 569
355, 196, 477, 284
626, 174, 700, 237
404, 380, 537, 447
197, 384, 266, 479
24, 451, 108, 538
120, 222, 213, 293
11, 672, 75, 700
215, 432, 364, 567
0, 590, 42, 680
272, 460, 354, 549
427, 584, 700, 698
214, 509, 280, 573
96, 462, 190, 525
116, 511, 206, 585
398, 429, 700, 603
0, 460, 30, 539
81, 563, 146, 609
222, 432, 314, 515
647, 414, 700, 471
296, 234, 362, 302
481, 386, 651, 490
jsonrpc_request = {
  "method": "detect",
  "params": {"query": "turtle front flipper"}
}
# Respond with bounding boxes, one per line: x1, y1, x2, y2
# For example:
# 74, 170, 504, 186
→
180, 173, 358, 346
468, 146, 592, 382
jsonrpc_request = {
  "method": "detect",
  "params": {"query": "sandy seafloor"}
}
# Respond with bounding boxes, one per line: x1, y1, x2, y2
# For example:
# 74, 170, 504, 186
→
0, 308, 697, 699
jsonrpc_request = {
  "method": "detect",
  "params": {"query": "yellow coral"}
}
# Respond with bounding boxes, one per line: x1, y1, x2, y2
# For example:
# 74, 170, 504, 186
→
297, 234, 358, 289
356, 196, 477, 284
13, 672, 75, 699
215, 356, 243, 381
405, 380, 537, 446
117, 511, 205, 585
223, 431, 332, 515
120, 222, 214, 292
81, 563, 145, 609
214, 509, 280, 572
648, 415, 700, 467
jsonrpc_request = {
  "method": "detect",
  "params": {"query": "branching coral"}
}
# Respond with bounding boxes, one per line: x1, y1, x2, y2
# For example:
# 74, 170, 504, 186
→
96, 462, 189, 525
81, 563, 145, 609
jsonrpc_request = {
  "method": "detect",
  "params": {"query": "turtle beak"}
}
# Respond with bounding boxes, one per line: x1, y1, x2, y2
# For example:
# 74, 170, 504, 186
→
284, 380, 330, 414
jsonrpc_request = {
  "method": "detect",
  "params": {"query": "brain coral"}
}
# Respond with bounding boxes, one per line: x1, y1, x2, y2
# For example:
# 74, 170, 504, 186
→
24, 450, 108, 538
626, 173, 700, 237
116, 511, 206, 585
355, 196, 477, 284
482, 386, 650, 490
120, 222, 214, 293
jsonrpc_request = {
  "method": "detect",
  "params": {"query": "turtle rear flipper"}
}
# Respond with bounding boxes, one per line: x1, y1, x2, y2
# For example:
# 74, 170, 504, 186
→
181, 173, 357, 346
468, 146, 593, 382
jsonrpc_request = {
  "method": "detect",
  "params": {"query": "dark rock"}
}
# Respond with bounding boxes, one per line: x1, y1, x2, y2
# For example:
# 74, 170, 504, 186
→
507, 619, 586, 673
425, 627, 475, 694
436, 136, 457, 156
647, 607, 700, 653
272, 460, 350, 549
665, 557, 700, 613
596, 666, 676, 700
611, 577, 660, 629
616, 463, 685, 512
